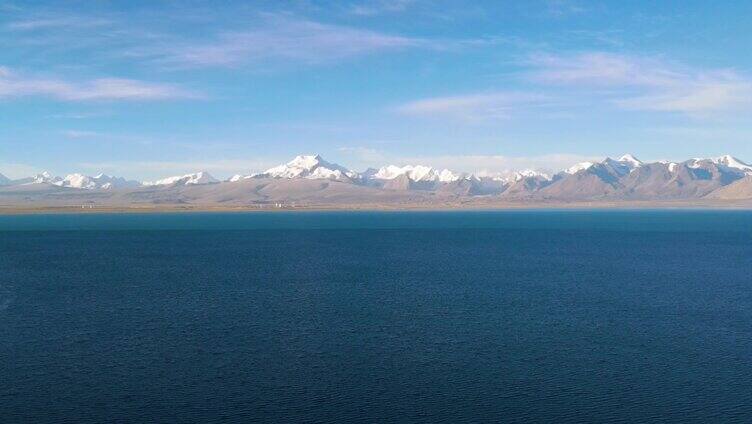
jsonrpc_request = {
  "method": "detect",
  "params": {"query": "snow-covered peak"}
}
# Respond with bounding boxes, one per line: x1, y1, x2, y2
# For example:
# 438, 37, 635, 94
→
438, 168, 464, 182
0, 172, 10, 185
372, 165, 469, 182
57, 173, 95, 189
713, 155, 752, 174
290, 154, 323, 170
373, 165, 429, 181
145, 171, 218, 186
228, 174, 252, 182
179, 171, 218, 185
473, 171, 510, 182
308, 166, 347, 180
618, 154, 643, 168
513, 169, 551, 182
261, 154, 357, 180
407, 165, 436, 182
564, 155, 641, 176
28, 171, 62, 185
54, 173, 142, 190
373, 165, 410, 180
564, 162, 595, 174
657, 160, 679, 173
685, 156, 749, 173
687, 158, 705, 169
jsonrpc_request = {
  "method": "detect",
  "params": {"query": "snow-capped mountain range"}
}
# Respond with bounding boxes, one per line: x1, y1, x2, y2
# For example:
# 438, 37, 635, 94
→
2, 154, 752, 203
254, 154, 360, 180
371, 165, 470, 183
57, 173, 142, 190
0, 171, 144, 189
143, 171, 219, 187
228, 154, 550, 185
565, 154, 643, 175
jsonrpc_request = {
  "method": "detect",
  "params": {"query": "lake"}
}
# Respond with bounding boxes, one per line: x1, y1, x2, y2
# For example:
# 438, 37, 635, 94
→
1, 210, 751, 422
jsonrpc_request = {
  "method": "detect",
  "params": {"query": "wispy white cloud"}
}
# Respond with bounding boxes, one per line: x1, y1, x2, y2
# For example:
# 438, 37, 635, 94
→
348, 0, 416, 16
3, 9, 429, 71
544, 0, 588, 17
336, 146, 389, 164
2, 8, 508, 74
0, 67, 198, 101
61, 130, 102, 139
58, 130, 165, 145
0, 3, 23, 12
397, 53, 752, 122
563, 30, 624, 48
0, 162, 41, 179
48, 111, 110, 119
140, 16, 420, 68
394, 91, 552, 121
614, 72, 752, 113
528, 52, 752, 114
6, 16, 112, 31
528, 52, 681, 87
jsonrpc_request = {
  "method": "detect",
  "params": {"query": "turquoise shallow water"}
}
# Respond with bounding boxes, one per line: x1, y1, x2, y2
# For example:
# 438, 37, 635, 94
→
1, 211, 751, 422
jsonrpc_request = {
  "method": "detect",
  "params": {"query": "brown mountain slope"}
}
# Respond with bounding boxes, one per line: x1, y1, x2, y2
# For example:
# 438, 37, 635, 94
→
618, 162, 740, 199
705, 176, 752, 199
536, 164, 621, 200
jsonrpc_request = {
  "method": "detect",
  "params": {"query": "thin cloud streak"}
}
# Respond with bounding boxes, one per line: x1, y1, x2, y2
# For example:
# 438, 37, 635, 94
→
6, 16, 112, 31
348, 0, 416, 16
140, 16, 421, 68
336, 146, 388, 164
528, 52, 752, 113
615, 73, 752, 114
4, 10, 430, 71
528, 52, 681, 87
59, 130, 154, 144
61, 130, 102, 139
394, 91, 552, 121
0, 162, 41, 179
0, 67, 198, 101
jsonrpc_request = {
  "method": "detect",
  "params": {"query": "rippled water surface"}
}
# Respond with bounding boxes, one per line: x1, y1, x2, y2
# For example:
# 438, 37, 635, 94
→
1, 211, 752, 423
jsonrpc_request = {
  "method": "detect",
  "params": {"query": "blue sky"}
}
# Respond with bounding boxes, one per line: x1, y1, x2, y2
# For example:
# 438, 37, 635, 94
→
1, 0, 751, 179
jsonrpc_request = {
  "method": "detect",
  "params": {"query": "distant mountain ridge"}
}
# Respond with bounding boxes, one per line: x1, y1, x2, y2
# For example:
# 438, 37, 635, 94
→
144, 171, 219, 187
2, 154, 752, 206
255, 154, 359, 181
58, 173, 142, 190
0, 171, 143, 190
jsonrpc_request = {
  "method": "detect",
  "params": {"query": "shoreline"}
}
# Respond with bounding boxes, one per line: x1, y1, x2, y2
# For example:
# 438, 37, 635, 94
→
2, 199, 752, 215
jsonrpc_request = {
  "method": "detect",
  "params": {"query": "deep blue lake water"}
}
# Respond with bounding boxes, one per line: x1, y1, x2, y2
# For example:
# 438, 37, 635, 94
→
1, 210, 752, 423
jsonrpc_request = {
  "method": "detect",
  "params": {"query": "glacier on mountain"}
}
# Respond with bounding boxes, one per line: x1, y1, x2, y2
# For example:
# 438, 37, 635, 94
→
144, 171, 218, 186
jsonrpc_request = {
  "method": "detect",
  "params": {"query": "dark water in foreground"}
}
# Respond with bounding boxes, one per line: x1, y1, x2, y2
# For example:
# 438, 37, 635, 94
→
1, 210, 752, 423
